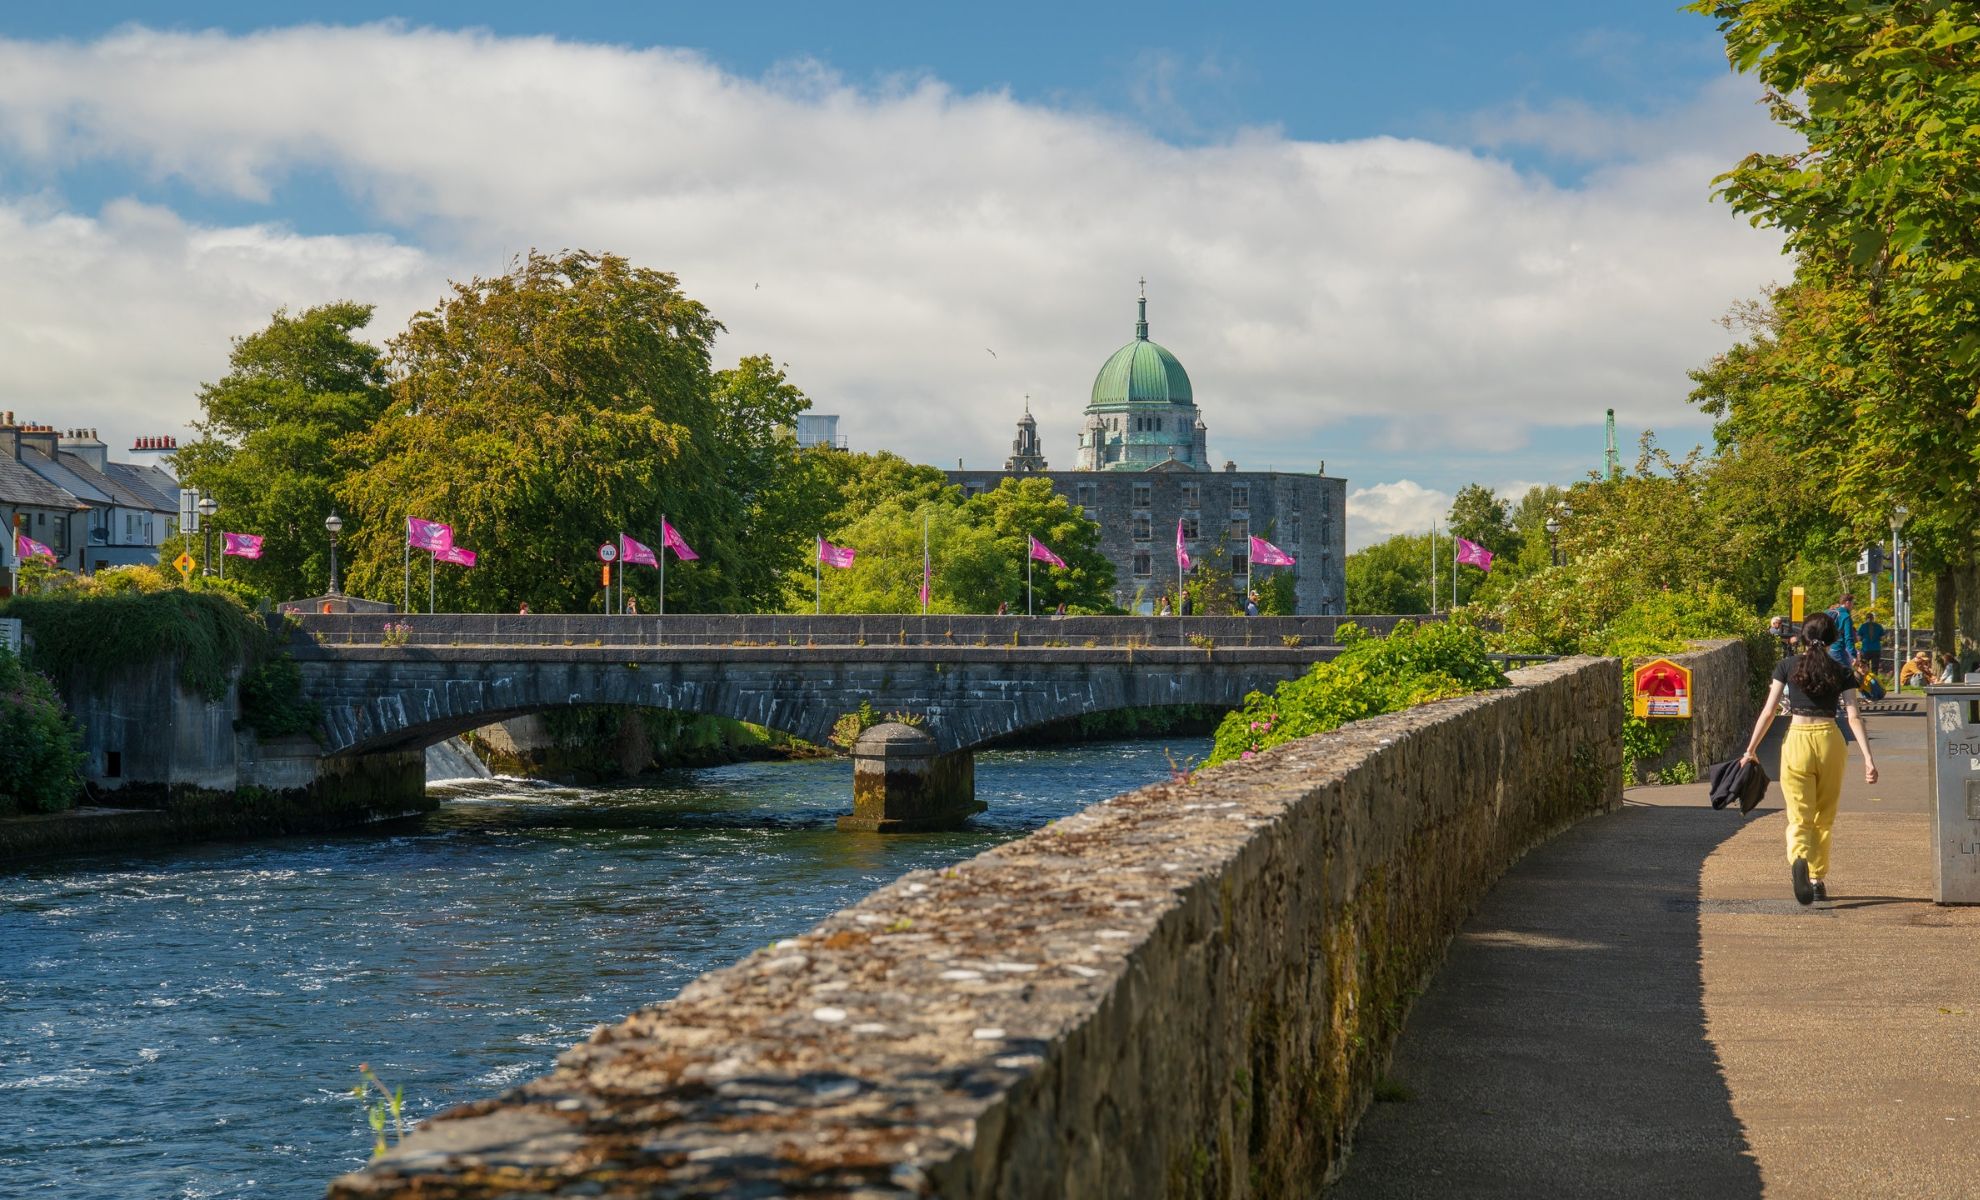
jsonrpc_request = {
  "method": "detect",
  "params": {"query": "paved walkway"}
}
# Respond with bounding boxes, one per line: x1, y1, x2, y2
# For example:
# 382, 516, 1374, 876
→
1331, 702, 1980, 1199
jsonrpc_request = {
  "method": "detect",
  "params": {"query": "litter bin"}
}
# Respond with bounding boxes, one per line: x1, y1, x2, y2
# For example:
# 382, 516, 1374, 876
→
1925, 683, 1980, 904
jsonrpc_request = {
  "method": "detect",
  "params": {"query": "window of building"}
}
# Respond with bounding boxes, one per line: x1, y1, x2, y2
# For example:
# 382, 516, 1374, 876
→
1133, 515, 1151, 541
1133, 551, 1151, 577
1133, 483, 1152, 508
1232, 553, 1248, 577
1180, 482, 1199, 508
1182, 515, 1200, 539
964, 482, 985, 498
1231, 519, 1248, 543
1231, 484, 1250, 510
1290, 521, 1301, 543
1292, 488, 1302, 512
1156, 417, 1163, 432
1075, 484, 1096, 510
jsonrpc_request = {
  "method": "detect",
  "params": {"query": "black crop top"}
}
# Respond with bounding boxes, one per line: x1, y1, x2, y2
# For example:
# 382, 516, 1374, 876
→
1772, 656, 1855, 717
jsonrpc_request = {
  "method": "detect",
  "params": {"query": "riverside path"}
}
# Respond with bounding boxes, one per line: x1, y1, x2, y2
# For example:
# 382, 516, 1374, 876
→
1330, 700, 1980, 1198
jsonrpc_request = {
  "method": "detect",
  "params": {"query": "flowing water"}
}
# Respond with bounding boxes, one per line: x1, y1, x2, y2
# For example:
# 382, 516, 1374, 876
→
0, 737, 1207, 1199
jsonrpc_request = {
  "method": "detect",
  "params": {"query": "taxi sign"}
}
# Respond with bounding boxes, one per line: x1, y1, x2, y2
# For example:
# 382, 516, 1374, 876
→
597, 542, 619, 563
172, 551, 196, 581
1632, 658, 1693, 719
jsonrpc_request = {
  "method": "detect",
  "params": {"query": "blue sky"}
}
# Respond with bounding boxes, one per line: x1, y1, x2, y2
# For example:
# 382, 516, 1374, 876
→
0, 4, 1786, 545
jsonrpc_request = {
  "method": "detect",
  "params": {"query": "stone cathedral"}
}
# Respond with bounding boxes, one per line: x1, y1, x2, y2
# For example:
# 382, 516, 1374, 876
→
947, 286, 1347, 614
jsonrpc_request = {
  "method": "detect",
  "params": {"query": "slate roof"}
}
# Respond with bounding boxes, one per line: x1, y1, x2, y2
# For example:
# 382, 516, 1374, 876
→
103, 461, 180, 513
0, 450, 86, 511
23, 449, 175, 514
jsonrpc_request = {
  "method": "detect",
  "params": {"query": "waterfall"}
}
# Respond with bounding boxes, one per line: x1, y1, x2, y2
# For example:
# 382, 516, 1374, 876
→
426, 736, 492, 782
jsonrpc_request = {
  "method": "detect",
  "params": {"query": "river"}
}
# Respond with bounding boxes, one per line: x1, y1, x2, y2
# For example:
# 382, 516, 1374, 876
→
0, 736, 1208, 1199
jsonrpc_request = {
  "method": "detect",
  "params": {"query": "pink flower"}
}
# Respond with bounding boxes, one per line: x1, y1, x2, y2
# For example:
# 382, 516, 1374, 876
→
1241, 750, 1256, 761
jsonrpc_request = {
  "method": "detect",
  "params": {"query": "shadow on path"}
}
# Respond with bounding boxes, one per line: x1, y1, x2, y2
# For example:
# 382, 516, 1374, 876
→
1328, 804, 1764, 1198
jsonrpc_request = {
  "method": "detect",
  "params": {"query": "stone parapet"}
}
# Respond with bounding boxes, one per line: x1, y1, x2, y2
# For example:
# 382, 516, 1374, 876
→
328, 656, 1622, 1199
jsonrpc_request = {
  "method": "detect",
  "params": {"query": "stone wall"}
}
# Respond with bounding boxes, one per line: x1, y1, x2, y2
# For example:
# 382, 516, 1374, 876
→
64, 657, 238, 791
328, 656, 1622, 1199
1627, 637, 1758, 785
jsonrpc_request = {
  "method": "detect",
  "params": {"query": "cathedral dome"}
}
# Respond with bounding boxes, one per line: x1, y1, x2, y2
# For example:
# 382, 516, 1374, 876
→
1088, 294, 1192, 408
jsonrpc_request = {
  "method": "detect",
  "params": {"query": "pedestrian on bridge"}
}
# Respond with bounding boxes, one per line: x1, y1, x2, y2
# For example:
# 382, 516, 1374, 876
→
1739, 611, 1878, 905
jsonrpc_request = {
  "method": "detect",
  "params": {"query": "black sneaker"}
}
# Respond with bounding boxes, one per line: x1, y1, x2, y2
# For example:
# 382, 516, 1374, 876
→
1811, 879, 1828, 902
1792, 858, 1814, 906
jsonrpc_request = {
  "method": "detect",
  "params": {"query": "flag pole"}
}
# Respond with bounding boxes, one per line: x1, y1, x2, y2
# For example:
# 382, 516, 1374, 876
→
429, 548, 436, 614
1429, 522, 1438, 615
921, 512, 930, 616
1452, 532, 1459, 610
816, 536, 823, 614
658, 514, 666, 618
403, 535, 410, 612
1027, 550, 1034, 616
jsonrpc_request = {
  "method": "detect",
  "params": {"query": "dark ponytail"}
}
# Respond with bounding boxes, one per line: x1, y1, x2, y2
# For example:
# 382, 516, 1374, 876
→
1792, 612, 1851, 706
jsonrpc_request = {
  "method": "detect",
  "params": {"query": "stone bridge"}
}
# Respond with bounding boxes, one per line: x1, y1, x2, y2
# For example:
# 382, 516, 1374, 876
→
286, 613, 1403, 829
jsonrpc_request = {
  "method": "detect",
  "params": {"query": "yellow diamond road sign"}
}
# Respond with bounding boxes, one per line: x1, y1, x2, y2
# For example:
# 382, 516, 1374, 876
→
173, 552, 196, 578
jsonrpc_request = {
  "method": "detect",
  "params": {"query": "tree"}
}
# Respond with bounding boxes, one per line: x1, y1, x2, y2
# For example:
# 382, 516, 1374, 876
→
1446, 484, 1515, 559
337, 251, 811, 614
1345, 533, 1432, 615
961, 477, 1116, 612
813, 476, 1114, 613
1689, 0, 1980, 649
173, 303, 391, 602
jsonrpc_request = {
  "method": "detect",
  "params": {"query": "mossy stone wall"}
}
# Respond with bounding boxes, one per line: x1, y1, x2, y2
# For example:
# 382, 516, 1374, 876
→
329, 657, 1621, 1199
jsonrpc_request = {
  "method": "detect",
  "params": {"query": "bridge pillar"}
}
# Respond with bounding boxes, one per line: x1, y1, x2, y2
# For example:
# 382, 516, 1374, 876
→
840, 722, 983, 832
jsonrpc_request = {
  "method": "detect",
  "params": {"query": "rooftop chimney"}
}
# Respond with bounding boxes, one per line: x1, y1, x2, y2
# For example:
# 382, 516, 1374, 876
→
60, 427, 109, 472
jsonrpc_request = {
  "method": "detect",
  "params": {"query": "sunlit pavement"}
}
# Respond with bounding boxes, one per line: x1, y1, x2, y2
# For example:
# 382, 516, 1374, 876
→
1331, 704, 1980, 1199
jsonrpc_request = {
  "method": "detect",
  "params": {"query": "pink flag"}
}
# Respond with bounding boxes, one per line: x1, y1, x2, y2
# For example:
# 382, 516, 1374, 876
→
1176, 518, 1192, 572
817, 538, 856, 569
407, 516, 453, 552
222, 532, 264, 559
1454, 536, 1494, 572
434, 544, 478, 567
1029, 536, 1066, 569
15, 532, 53, 562
1249, 535, 1296, 567
620, 533, 658, 567
661, 519, 698, 561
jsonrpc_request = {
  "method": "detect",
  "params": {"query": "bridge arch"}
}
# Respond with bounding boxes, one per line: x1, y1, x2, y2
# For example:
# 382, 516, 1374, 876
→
295, 649, 1319, 759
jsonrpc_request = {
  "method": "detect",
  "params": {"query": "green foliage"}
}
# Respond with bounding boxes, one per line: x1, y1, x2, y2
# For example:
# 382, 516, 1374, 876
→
1257, 569, 1298, 616
349, 1064, 408, 1161
813, 476, 1113, 613
1207, 621, 1507, 766
1345, 533, 1432, 615
1447, 484, 1515, 559
336, 250, 828, 616
174, 302, 392, 603
1688, 0, 1980, 634
238, 653, 319, 740
3, 588, 267, 702
830, 700, 880, 750
0, 647, 86, 815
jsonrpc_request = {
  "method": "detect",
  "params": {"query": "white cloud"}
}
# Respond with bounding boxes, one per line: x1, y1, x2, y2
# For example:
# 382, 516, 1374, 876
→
0, 24, 1787, 503
1346, 480, 1450, 551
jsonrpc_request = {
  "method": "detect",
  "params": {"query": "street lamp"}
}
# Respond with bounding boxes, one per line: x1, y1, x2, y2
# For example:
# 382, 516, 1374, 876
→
325, 512, 344, 595
196, 495, 218, 576
1544, 515, 1561, 566
1892, 505, 1910, 672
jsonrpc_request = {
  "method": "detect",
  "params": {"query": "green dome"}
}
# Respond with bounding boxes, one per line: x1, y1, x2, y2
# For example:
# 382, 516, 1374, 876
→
1089, 296, 1193, 408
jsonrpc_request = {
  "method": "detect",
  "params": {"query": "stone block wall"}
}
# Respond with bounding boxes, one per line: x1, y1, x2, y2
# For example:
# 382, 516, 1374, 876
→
1627, 637, 1758, 785
329, 656, 1621, 1199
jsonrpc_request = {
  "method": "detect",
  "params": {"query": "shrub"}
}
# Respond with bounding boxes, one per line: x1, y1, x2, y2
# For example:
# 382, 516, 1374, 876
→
0, 647, 86, 815
1208, 621, 1507, 765
2, 588, 266, 701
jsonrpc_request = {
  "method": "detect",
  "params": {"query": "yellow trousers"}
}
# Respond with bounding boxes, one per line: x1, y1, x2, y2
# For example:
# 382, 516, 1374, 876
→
1780, 723, 1845, 879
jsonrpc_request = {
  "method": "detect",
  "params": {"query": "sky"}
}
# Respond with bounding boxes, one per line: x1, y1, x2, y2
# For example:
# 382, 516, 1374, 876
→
0, 3, 1793, 549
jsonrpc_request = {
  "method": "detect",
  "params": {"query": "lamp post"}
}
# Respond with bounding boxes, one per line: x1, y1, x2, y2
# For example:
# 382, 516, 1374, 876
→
196, 495, 218, 576
1544, 515, 1561, 567
325, 512, 344, 595
1892, 505, 1909, 675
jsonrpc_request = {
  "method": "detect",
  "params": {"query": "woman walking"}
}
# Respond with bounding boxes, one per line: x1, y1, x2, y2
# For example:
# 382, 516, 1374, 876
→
1739, 612, 1878, 904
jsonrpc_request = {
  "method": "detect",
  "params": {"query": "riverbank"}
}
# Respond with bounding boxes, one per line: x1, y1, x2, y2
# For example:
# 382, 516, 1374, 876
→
0, 782, 436, 864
